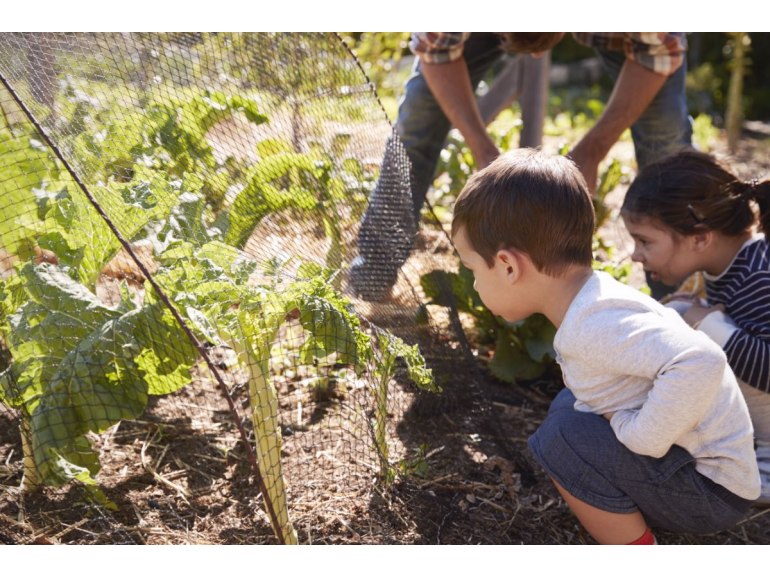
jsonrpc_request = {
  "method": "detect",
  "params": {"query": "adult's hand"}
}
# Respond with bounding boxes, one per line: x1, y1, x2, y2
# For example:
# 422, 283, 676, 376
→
568, 140, 601, 194
473, 139, 501, 170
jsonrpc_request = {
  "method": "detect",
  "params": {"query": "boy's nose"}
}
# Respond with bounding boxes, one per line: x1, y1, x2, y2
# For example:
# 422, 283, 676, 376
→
631, 247, 644, 263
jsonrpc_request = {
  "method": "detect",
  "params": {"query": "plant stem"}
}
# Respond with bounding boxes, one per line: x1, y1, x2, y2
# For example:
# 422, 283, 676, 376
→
20, 413, 40, 492
375, 364, 391, 480
244, 351, 298, 544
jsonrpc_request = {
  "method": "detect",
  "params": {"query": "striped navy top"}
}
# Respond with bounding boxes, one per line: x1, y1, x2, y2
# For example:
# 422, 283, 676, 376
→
705, 235, 770, 393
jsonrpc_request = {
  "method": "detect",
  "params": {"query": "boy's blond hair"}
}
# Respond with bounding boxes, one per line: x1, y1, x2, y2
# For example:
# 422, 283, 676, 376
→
452, 149, 595, 277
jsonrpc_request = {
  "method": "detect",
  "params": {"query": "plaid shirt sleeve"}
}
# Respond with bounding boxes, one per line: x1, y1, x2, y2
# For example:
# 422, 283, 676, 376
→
409, 32, 472, 64
573, 33, 687, 76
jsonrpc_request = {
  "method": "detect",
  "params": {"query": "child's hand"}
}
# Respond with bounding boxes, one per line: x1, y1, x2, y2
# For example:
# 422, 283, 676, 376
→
603, 411, 616, 422
683, 301, 725, 329
668, 292, 697, 302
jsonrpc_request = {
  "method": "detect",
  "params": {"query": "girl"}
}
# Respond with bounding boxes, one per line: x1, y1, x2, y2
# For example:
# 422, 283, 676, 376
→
622, 150, 770, 503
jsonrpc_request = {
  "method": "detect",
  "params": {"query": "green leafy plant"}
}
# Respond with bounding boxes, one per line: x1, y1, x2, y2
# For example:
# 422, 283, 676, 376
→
420, 266, 557, 383
0, 262, 198, 488
223, 135, 372, 279
63, 87, 267, 213
0, 122, 72, 262
395, 443, 431, 479
0, 232, 437, 543
1, 69, 433, 544
372, 332, 437, 481
421, 250, 634, 386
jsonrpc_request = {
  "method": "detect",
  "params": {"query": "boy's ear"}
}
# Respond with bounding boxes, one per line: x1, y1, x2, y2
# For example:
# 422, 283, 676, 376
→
495, 249, 522, 284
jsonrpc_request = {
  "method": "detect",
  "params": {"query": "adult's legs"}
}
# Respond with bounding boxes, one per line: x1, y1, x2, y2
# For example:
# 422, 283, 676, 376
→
594, 48, 692, 167
398, 33, 505, 221
352, 34, 504, 300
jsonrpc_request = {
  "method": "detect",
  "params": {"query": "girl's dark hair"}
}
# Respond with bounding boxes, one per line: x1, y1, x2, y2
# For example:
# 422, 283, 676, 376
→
622, 150, 770, 236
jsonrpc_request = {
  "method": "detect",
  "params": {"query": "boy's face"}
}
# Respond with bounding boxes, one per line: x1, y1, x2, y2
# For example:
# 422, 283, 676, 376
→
623, 214, 698, 286
454, 226, 526, 322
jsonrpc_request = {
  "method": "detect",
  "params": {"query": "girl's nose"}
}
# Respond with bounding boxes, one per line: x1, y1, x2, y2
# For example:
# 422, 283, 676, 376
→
631, 246, 644, 263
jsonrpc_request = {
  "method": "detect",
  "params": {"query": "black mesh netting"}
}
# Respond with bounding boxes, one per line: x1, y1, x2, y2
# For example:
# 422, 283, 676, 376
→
0, 33, 519, 544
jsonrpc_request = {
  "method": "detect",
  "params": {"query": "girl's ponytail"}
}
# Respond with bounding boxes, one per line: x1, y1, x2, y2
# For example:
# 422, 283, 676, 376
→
753, 179, 770, 234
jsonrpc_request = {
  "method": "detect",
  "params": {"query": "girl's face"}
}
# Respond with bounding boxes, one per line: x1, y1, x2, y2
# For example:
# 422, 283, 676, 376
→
622, 213, 700, 287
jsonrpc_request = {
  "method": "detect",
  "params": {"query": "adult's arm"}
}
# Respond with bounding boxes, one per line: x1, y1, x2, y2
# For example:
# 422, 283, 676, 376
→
569, 59, 668, 192
421, 58, 500, 169
569, 33, 686, 191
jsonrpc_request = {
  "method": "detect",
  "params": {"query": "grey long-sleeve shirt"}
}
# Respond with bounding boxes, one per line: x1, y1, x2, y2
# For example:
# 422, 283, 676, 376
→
554, 271, 760, 501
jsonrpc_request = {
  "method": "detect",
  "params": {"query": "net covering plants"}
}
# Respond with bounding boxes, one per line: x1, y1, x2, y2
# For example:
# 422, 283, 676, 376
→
0, 32, 451, 544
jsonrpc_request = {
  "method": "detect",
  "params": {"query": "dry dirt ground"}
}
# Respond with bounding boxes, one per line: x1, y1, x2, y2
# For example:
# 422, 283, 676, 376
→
1, 132, 769, 545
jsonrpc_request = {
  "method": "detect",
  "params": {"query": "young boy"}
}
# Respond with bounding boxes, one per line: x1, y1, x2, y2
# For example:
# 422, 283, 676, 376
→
452, 149, 760, 544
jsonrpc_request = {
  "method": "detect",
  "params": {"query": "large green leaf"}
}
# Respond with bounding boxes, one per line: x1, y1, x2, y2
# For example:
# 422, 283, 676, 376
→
134, 305, 198, 396
0, 129, 61, 259
31, 309, 148, 485
3, 262, 198, 486
298, 295, 361, 365
376, 331, 437, 392
43, 190, 121, 286
489, 333, 547, 383
20, 261, 113, 318
226, 180, 316, 249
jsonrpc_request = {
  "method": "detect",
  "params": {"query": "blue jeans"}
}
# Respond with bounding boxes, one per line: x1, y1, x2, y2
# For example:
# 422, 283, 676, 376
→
528, 389, 752, 534
594, 48, 692, 170
395, 33, 503, 223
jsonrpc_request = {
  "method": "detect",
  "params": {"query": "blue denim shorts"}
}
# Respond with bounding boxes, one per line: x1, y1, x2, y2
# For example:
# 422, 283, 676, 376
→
528, 389, 754, 534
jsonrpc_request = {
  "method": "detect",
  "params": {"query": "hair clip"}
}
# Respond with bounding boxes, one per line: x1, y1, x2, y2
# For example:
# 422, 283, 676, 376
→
687, 204, 703, 223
